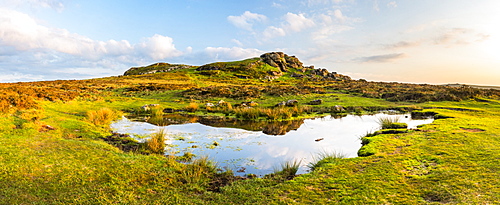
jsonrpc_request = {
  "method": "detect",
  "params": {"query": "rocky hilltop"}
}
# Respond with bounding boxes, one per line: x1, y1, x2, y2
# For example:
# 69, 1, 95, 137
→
124, 63, 195, 76
123, 52, 351, 81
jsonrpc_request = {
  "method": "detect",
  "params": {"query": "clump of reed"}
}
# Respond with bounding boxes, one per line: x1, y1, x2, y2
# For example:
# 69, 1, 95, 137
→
86, 108, 120, 126
308, 151, 346, 171
268, 160, 302, 181
186, 103, 199, 112
145, 129, 167, 155
149, 105, 164, 117
233, 107, 260, 120
377, 116, 407, 129
263, 107, 293, 120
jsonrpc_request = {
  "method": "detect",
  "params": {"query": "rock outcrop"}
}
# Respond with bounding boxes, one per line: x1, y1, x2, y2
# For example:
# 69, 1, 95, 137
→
123, 52, 351, 82
259, 52, 303, 72
124, 63, 193, 76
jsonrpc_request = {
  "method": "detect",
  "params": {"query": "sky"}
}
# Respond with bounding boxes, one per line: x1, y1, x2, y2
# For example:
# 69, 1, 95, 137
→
0, 0, 499, 85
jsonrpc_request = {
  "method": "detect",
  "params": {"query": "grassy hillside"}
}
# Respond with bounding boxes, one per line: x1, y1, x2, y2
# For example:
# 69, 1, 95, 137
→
1, 53, 500, 203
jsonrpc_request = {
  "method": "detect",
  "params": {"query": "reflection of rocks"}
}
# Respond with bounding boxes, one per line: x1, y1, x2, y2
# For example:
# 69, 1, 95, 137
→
198, 117, 304, 135
142, 114, 200, 126
260, 120, 304, 135
137, 113, 305, 135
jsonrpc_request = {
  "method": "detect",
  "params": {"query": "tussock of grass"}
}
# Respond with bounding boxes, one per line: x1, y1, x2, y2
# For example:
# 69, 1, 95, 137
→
145, 129, 167, 154
308, 151, 346, 171
233, 107, 260, 120
149, 105, 164, 117
377, 116, 407, 129
270, 160, 302, 180
186, 103, 199, 112
86, 108, 120, 126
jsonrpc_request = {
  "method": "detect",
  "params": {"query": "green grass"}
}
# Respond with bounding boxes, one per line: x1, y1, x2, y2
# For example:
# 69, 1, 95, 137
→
145, 129, 167, 155
377, 116, 408, 129
1, 66, 500, 203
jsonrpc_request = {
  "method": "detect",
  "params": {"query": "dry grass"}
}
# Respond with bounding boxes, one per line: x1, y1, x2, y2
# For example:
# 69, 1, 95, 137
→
86, 108, 119, 126
145, 129, 167, 154
186, 103, 199, 112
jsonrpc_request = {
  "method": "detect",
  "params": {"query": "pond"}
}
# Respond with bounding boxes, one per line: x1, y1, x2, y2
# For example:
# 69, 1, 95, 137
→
110, 113, 433, 176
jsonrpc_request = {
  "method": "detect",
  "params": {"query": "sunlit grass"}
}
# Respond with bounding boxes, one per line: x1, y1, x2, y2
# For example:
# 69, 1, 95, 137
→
270, 159, 302, 180
308, 151, 346, 171
145, 129, 167, 154
377, 116, 407, 129
86, 107, 120, 126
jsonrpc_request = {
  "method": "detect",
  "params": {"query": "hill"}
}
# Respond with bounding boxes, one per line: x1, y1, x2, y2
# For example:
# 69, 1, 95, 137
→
124, 52, 352, 81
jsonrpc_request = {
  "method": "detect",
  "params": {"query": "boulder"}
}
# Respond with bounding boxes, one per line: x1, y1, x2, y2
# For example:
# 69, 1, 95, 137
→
275, 101, 286, 107
309, 99, 323, 105
260, 52, 287, 72
141, 104, 160, 111
285, 55, 303, 69
244, 101, 258, 107
286, 99, 299, 107
260, 52, 304, 72
333, 105, 345, 112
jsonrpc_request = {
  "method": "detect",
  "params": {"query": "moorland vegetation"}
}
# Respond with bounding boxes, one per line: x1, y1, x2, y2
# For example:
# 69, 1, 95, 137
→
1, 52, 499, 204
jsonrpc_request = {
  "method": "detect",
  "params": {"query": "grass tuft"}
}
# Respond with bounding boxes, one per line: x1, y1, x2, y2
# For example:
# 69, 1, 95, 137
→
145, 129, 167, 154
376, 116, 407, 129
186, 103, 199, 112
270, 159, 302, 180
308, 151, 346, 171
86, 108, 120, 126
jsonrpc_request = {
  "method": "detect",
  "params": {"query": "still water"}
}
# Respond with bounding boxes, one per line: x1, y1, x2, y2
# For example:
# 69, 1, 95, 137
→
111, 113, 433, 176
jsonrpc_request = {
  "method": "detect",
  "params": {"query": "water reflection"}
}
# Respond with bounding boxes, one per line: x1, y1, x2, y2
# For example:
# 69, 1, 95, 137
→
111, 113, 433, 176
131, 114, 306, 135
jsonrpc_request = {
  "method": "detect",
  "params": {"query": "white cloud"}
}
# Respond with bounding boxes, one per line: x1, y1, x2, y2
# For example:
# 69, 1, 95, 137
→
261, 12, 315, 40
355, 53, 406, 63
333, 9, 345, 22
283, 12, 315, 32
272, 2, 284, 8
307, 0, 344, 6
0, 8, 182, 61
227, 11, 267, 31
263, 26, 286, 39
385, 41, 420, 49
373, 0, 380, 12
1, 0, 64, 11
0, 72, 44, 82
434, 28, 490, 45
0, 8, 184, 82
137, 34, 182, 60
387, 1, 397, 8
231, 39, 244, 46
